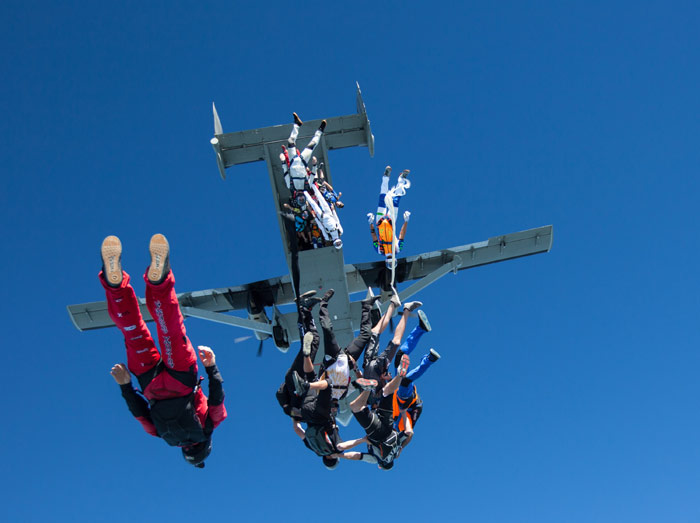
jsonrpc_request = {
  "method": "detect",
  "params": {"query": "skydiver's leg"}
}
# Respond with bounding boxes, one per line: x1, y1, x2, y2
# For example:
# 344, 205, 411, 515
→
397, 324, 427, 359
100, 270, 160, 375
300, 125, 325, 164
144, 236, 198, 374
288, 123, 300, 153
345, 300, 375, 361
398, 353, 435, 394
376, 168, 391, 220
317, 296, 341, 360
145, 269, 198, 373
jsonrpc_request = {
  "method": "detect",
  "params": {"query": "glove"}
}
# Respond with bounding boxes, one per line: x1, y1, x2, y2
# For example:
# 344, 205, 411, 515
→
367, 212, 375, 224
403, 210, 411, 222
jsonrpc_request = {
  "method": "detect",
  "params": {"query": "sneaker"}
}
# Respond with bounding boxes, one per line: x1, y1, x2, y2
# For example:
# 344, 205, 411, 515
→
397, 354, 410, 377
292, 371, 309, 397
101, 235, 123, 287
428, 348, 441, 362
403, 301, 422, 312
318, 119, 327, 132
147, 234, 170, 284
352, 378, 378, 392
383, 166, 392, 177
302, 332, 314, 357
293, 112, 303, 126
417, 310, 432, 332
296, 290, 317, 303
361, 288, 381, 306
321, 289, 335, 302
399, 169, 410, 179
333, 238, 343, 250
390, 291, 401, 308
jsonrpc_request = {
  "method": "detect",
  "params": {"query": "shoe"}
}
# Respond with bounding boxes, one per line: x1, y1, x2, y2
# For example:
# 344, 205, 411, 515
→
318, 119, 327, 132
147, 234, 170, 284
333, 238, 343, 250
101, 235, 123, 287
397, 354, 410, 377
399, 169, 410, 179
417, 310, 431, 332
383, 166, 392, 177
292, 371, 309, 397
428, 348, 441, 362
321, 289, 335, 302
362, 294, 381, 307
390, 292, 401, 308
403, 301, 422, 312
352, 378, 378, 392
302, 332, 314, 357
296, 290, 317, 302
293, 112, 303, 126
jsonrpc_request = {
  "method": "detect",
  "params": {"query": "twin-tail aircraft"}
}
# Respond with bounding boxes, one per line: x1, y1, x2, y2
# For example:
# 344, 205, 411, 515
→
67, 83, 553, 423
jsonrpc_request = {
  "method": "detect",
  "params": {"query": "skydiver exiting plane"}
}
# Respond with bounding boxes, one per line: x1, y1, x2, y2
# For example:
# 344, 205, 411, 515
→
310, 158, 344, 209
275, 292, 321, 419
280, 112, 326, 194
100, 234, 227, 468
304, 182, 344, 249
292, 288, 380, 403
337, 355, 412, 470
362, 294, 423, 404
389, 310, 439, 449
367, 166, 412, 269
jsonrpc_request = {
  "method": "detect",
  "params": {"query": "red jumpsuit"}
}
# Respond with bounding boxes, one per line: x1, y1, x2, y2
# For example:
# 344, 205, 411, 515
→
100, 269, 226, 439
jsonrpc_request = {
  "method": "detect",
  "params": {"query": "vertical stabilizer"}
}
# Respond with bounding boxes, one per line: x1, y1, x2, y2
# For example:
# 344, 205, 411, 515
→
213, 102, 223, 135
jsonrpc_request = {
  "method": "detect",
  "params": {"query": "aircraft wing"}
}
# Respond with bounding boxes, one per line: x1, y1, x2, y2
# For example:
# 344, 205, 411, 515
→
67, 225, 552, 332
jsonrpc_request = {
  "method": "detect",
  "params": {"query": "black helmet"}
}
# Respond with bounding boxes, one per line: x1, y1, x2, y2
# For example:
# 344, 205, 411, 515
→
182, 438, 212, 468
378, 459, 394, 470
322, 456, 339, 470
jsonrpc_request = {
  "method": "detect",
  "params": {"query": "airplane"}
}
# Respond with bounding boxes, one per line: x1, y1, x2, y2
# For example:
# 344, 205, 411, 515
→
67, 83, 553, 423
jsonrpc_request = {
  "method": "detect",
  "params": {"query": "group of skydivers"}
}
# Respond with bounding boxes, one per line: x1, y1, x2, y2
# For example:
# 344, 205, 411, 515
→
98, 113, 438, 469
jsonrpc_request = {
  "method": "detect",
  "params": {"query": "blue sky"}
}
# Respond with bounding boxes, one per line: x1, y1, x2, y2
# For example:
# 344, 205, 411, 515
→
3, 1, 700, 521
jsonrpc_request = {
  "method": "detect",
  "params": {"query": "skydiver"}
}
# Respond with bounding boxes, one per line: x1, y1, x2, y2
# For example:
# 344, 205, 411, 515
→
304, 182, 343, 249
279, 112, 326, 193
310, 157, 344, 209
100, 234, 226, 468
341, 354, 412, 470
389, 310, 438, 449
367, 166, 412, 268
292, 288, 380, 405
275, 291, 322, 419
362, 294, 423, 403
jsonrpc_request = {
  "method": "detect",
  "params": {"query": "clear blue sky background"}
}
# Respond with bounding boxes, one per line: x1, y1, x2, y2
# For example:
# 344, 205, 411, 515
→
2, 1, 700, 522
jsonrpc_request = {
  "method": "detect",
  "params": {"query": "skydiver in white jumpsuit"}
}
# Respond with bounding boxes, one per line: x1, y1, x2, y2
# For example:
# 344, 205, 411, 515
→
304, 182, 343, 249
280, 113, 327, 192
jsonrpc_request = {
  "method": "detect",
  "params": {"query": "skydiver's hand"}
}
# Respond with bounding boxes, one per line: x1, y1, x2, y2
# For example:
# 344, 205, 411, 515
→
198, 346, 216, 367
367, 212, 375, 224
110, 363, 131, 385
403, 211, 411, 222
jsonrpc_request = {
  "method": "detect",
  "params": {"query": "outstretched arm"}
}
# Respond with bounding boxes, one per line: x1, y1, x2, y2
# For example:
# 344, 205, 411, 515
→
112, 363, 158, 438
336, 436, 368, 452
200, 346, 227, 427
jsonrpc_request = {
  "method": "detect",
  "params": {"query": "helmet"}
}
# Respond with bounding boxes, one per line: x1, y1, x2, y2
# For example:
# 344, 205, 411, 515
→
322, 456, 339, 470
182, 438, 212, 468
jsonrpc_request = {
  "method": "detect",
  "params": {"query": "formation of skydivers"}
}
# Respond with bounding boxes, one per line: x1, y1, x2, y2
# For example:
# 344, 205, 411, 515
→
99, 113, 438, 469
